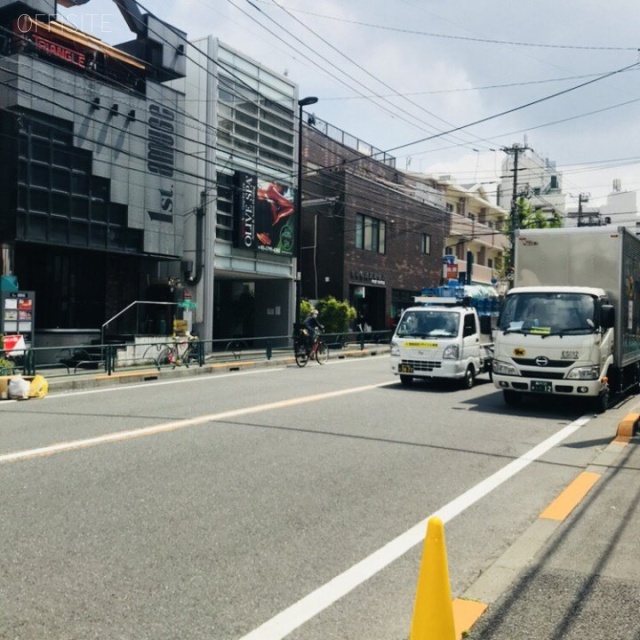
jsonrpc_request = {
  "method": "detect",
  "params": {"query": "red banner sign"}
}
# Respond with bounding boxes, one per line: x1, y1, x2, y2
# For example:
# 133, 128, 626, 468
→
32, 34, 86, 68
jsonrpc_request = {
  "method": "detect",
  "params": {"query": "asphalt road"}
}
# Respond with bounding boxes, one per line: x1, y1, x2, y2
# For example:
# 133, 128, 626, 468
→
0, 356, 616, 639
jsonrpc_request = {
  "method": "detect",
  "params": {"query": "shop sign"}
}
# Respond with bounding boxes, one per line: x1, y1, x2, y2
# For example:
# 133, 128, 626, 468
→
32, 34, 86, 68
233, 171, 257, 249
350, 270, 386, 286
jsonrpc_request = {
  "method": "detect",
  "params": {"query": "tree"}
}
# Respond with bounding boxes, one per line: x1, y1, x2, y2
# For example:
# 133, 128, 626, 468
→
516, 197, 562, 230
301, 296, 357, 333
503, 197, 562, 278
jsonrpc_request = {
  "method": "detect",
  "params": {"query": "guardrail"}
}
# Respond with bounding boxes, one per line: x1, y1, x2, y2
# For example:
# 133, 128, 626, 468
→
0, 330, 393, 380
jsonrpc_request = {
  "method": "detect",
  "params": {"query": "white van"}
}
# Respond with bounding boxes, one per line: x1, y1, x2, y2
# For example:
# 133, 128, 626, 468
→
390, 298, 493, 388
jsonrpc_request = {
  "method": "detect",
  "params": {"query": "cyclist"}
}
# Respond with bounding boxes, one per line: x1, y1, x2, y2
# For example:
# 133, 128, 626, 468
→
303, 309, 324, 353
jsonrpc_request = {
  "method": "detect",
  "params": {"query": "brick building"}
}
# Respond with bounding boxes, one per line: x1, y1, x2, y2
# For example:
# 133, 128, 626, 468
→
301, 120, 449, 330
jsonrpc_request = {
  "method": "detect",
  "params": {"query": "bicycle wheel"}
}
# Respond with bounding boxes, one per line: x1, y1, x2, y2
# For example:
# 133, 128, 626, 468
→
295, 349, 309, 367
143, 344, 172, 368
315, 341, 329, 364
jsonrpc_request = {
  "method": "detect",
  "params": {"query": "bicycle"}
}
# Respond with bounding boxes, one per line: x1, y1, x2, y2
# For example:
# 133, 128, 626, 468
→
143, 334, 199, 369
294, 331, 329, 367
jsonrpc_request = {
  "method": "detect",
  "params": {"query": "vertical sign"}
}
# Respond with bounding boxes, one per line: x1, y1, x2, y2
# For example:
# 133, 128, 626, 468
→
1, 290, 36, 350
233, 171, 258, 249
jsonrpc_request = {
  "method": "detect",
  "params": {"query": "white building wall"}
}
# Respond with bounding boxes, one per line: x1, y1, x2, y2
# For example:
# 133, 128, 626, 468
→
601, 189, 640, 231
170, 37, 298, 340
498, 149, 566, 219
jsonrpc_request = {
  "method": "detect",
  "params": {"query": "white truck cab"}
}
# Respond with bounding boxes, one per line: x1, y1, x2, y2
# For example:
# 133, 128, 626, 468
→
390, 297, 493, 388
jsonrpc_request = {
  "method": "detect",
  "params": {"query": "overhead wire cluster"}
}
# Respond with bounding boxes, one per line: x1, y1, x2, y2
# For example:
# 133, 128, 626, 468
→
6, 0, 640, 237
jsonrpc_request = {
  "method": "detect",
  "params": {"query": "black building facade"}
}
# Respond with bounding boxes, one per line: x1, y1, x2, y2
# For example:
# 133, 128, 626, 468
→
0, 0, 188, 347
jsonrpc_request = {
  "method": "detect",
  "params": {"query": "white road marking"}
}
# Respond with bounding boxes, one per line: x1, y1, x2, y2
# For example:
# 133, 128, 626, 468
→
0, 381, 395, 464
238, 415, 593, 640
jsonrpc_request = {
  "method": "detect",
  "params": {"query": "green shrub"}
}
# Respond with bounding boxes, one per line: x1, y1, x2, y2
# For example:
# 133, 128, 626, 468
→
303, 296, 357, 333
0, 356, 14, 376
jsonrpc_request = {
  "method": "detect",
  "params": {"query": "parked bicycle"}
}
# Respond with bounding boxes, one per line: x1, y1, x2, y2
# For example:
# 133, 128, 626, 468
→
143, 333, 199, 369
293, 330, 329, 367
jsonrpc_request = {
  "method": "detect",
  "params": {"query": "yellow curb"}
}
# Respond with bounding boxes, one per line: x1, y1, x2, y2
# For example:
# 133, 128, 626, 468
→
453, 598, 488, 639
205, 360, 260, 370
616, 412, 639, 439
94, 369, 159, 380
539, 471, 600, 521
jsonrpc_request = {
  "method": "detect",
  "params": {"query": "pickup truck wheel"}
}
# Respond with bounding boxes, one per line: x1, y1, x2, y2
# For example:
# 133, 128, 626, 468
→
462, 365, 475, 389
503, 390, 521, 406
400, 375, 413, 386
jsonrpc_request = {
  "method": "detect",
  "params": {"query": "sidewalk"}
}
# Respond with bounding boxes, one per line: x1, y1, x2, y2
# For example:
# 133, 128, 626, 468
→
37, 343, 391, 394
462, 399, 640, 640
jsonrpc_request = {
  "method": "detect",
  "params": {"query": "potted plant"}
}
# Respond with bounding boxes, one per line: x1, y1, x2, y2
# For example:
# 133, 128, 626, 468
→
0, 334, 15, 376
0, 356, 14, 376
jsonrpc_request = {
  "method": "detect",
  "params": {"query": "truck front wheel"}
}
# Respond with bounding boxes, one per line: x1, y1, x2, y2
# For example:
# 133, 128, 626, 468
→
503, 390, 521, 406
592, 388, 609, 414
400, 375, 413, 386
462, 365, 475, 389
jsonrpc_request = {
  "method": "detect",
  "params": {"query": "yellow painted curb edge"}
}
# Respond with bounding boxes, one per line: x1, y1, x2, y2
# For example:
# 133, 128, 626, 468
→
453, 599, 488, 639
616, 412, 639, 441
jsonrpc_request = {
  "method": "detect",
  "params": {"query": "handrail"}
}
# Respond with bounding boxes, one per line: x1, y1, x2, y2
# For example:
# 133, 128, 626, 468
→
101, 300, 177, 345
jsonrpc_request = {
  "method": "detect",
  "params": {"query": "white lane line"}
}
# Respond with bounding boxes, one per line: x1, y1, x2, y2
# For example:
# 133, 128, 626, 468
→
238, 415, 593, 640
0, 381, 395, 464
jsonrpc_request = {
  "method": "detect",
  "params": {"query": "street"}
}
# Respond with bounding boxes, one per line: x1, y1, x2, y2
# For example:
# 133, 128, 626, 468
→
0, 355, 614, 639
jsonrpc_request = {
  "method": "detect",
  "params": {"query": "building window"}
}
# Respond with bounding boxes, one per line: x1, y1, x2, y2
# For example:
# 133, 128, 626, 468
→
421, 233, 431, 254
445, 246, 453, 256
446, 203, 454, 214
355, 213, 386, 253
13, 112, 142, 253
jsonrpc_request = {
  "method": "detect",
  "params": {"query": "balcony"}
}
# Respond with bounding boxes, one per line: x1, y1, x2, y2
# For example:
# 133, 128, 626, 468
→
451, 261, 497, 285
448, 213, 508, 250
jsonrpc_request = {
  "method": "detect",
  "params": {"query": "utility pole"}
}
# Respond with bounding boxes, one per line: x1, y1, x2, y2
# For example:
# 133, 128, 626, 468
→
502, 142, 531, 281
578, 193, 589, 226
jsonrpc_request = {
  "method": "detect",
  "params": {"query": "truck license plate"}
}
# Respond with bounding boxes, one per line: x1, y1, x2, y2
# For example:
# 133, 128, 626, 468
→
399, 363, 414, 374
531, 380, 552, 393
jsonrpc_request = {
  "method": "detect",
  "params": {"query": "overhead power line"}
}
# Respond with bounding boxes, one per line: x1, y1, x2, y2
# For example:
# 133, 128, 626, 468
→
258, 3, 638, 51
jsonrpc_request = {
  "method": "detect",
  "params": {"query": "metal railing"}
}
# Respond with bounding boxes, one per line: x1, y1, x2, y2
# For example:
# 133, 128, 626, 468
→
101, 300, 178, 345
1, 330, 393, 380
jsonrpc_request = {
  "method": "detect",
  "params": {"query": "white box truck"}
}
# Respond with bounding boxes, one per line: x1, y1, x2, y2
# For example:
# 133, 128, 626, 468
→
492, 226, 640, 412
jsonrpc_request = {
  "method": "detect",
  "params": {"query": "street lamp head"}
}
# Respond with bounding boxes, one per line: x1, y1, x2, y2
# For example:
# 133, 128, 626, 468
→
298, 96, 318, 108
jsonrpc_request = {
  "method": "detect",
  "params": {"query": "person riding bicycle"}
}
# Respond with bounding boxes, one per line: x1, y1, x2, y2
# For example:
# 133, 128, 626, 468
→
303, 309, 324, 353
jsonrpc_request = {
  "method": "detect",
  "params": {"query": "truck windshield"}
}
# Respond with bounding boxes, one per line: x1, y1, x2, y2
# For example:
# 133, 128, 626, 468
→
396, 310, 459, 338
498, 293, 596, 335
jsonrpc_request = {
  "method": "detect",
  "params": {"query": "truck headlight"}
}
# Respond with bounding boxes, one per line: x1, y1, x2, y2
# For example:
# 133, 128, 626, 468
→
390, 341, 400, 357
493, 359, 518, 376
443, 344, 459, 359
567, 365, 600, 380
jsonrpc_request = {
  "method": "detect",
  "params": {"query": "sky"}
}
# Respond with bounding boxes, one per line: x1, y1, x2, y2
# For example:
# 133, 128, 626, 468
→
56, 0, 640, 210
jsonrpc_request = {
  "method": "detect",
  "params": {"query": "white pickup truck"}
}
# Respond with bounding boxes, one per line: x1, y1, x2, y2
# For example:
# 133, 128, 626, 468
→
390, 297, 493, 388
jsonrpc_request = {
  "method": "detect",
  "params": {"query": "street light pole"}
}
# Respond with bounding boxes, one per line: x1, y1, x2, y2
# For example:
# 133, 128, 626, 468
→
294, 96, 318, 333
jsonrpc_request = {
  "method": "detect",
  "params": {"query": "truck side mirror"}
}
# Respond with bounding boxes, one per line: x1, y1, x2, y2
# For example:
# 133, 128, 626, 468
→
479, 315, 493, 335
600, 304, 614, 329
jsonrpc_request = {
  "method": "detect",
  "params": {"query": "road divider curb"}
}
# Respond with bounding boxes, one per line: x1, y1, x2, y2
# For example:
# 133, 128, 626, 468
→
615, 412, 639, 441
